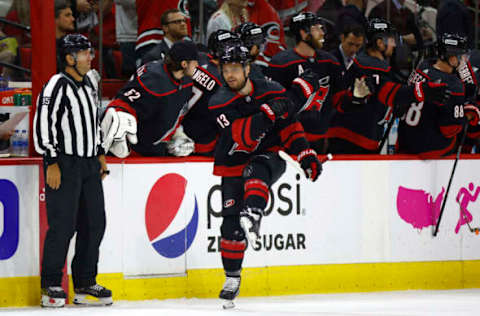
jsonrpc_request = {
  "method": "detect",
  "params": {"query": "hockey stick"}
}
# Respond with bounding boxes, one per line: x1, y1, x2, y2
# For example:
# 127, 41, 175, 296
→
278, 150, 333, 180
433, 122, 469, 237
378, 117, 395, 154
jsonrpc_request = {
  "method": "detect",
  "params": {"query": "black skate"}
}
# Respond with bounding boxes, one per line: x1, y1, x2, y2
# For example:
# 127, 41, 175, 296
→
219, 276, 241, 309
73, 284, 113, 306
41, 286, 67, 308
240, 207, 263, 245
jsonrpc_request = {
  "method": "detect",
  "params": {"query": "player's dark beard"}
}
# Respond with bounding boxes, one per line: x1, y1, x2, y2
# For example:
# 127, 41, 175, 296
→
304, 34, 322, 49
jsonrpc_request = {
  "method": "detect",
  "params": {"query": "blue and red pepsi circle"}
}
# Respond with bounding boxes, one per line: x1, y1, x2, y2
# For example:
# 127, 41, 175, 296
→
145, 173, 198, 258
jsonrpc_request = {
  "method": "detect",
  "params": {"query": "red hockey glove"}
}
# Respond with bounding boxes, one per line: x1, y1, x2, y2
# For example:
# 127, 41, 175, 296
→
464, 103, 480, 126
297, 149, 322, 182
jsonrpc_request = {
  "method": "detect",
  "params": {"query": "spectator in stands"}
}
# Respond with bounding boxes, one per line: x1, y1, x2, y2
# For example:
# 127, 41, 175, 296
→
1, 0, 30, 79
369, 0, 423, 49
246, 0, 286, 63
0, 29, 17, 78
3, 0, 31, 46
268, 0, 309, 24
206, 0, 248, 41
135, 0, 192, 65
336, 0, 368, 37
55, 0, 75, 39
70, 0, 113, 33
114, 0, 137, 77
330, 24, 365, 86
436, 0, 474, 48
141, 8, 189, 65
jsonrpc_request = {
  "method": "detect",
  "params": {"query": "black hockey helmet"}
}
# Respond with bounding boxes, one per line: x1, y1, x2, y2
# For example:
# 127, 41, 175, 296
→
234, 22, 265, 51
436, 33, 469, 61
289, 12, 323, 41
366, 18, 396, 47
207, 30, 242, 59
58, 34, 93, 60
218, 43, 250, 65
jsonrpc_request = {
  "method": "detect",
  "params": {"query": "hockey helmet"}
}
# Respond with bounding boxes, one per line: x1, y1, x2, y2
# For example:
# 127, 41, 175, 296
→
436, 33, 469, 61
58, 34, 93, 60
207, 30, 242, 59
289, 12, 324, 40
366, 18, 396, 46
219, 43, 250, 65
234, 22, 265, 51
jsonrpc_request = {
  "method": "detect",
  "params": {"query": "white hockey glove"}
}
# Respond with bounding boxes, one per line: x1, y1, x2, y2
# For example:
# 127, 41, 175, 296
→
353, 77, 371, 98
166, 126, 195, 157
100, 107, 138, 158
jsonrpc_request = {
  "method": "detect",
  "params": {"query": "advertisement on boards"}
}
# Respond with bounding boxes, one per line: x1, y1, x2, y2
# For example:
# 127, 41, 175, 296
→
0, 165, 39, 277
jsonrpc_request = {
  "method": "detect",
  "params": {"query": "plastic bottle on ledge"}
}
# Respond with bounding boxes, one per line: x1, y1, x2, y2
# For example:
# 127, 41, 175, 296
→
9, 129, 20, 156
19, 129, 28, 157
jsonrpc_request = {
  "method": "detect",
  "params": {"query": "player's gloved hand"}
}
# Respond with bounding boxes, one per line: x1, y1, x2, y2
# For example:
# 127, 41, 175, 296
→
167, 126, 195, 156
100, 107, 138, 158
353, 77, 371, 97
416, 81, 449, 104
297, 148, 322, 182
260, 98, 295, 122
464, 103, 480, 126
292, 69, 320, 99
352, 76, 374, 105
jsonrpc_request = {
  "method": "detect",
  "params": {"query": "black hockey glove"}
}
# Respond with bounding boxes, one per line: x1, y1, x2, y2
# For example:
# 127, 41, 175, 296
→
260, 98, 295, 122
415, 81, 449, 104
297, 149, 322, 182
464, 102, 480, 126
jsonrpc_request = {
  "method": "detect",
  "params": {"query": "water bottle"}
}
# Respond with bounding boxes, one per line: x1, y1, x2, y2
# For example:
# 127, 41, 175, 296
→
19, 129, 28, 157
9, 129, 20, 156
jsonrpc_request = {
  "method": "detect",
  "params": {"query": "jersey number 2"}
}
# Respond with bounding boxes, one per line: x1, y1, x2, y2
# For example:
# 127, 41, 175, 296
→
124, 89, 141, 102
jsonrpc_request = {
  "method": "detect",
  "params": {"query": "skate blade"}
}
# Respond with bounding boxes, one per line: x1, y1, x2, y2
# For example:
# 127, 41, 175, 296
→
73, 293, 113, 306
240, 217, 259, 246
41, 295, 65, 308
222, 299, 235, 309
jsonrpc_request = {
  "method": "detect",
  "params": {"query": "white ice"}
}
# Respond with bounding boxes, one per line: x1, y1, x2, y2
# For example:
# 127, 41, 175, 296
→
2, 289, 479, 316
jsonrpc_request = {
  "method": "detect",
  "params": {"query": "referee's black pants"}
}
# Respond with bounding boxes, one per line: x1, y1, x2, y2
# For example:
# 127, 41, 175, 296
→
41, 154, 106, 289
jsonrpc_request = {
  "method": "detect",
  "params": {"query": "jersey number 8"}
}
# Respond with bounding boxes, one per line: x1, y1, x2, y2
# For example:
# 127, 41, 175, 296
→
405, 101, 424, 126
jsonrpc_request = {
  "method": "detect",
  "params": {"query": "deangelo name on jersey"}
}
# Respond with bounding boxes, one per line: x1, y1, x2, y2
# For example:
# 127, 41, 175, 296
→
192, 67, 217, 91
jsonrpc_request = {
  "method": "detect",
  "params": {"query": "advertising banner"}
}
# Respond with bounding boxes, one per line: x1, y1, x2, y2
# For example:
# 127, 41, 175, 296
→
0, 165, 39, 277
105, 159, 480, 275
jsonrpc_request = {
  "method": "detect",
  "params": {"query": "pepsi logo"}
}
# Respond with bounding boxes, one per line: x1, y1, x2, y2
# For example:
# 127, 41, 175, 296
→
145, 173, 198, 258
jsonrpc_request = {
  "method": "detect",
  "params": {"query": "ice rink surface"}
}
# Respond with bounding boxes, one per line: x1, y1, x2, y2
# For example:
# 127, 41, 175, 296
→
2, 289, 479, 316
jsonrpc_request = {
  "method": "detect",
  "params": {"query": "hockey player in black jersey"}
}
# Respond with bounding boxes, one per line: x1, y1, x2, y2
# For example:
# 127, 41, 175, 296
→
234, 22, 268, 80
100, 41, 199, 157
326, 18, 448, 154
208, 43, 322, 308
265, 12, 357, 153
398, 34, 480, 157
457, 48, 480, 152
181, 31, 241, 156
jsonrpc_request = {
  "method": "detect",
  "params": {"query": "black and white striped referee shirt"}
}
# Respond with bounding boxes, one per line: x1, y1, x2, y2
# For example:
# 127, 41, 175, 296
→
33, 71, 103, 164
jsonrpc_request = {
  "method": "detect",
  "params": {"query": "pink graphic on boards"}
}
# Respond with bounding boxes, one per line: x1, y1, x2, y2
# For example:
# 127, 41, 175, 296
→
455, 183, 480, 234
396, 186, 445, 229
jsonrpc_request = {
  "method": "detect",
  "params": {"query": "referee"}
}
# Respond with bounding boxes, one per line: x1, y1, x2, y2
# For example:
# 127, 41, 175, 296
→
33, 34, 112, 308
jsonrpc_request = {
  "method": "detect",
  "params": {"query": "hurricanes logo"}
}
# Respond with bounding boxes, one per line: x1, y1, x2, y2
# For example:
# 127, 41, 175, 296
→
261, 22, 281, 44
178, 0, 190, 17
